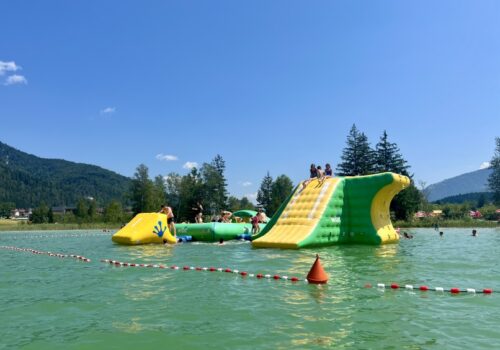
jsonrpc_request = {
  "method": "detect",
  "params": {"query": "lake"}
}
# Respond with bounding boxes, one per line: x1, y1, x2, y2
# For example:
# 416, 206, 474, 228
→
1, 228, 499, 349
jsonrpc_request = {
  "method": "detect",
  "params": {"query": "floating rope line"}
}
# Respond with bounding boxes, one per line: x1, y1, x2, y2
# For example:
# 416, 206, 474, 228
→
4, 233, 112, 240
0, 245, 91, 262
366, 282, 493, 294
100, 259, 307, 283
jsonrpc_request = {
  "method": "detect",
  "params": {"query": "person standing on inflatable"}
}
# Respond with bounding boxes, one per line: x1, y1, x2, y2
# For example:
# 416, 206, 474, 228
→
159, 204, 176, 238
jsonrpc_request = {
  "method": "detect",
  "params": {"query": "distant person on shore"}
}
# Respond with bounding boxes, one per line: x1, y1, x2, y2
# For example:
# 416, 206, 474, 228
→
439, 231, 444, 237
192, 201, 203, 223
472, 229, 477, 237
159, 204, 176, 238
325, 163, 333, 177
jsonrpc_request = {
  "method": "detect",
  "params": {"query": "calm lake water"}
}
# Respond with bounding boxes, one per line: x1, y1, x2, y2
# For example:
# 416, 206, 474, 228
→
1, 228, 500, 349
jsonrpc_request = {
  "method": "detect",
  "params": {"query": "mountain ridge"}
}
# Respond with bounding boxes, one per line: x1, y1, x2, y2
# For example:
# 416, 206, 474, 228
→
426, 168, 493, 202
0, 141, 131, 207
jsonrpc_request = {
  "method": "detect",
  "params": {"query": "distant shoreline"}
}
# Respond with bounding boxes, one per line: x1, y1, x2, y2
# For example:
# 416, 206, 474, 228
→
0, 220, 497, 232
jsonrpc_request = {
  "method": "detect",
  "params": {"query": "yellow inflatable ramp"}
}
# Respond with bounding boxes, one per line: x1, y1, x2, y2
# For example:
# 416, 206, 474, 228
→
112, 213, 177, 245
252, 172, 409, 248
253, 177, 341, 249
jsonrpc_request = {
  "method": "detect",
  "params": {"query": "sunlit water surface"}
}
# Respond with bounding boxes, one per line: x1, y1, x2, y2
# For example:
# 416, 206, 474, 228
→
1, 228, 500, 349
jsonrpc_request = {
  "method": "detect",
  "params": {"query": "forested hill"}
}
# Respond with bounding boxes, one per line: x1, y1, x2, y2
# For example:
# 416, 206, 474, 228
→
0, 141, 131, 208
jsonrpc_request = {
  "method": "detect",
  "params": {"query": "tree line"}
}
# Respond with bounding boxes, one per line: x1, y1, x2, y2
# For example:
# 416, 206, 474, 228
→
4, 130, 499, 225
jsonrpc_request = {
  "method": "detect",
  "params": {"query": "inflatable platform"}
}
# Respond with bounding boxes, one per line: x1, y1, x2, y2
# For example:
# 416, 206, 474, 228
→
252, 172, 410, 249
112, 213, 177, 245
175, 222, 265, 242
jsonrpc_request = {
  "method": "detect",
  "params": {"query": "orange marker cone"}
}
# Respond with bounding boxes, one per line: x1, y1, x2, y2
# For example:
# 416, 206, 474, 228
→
306, 254, 328, 284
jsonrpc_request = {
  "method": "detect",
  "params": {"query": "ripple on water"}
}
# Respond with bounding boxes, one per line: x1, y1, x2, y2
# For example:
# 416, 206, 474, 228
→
1, 228, 500, 349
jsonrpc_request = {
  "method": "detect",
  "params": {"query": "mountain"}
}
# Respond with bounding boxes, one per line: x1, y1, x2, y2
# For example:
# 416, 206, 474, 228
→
426, 168, 493, 202
0, 141, 131, 208
434, 192, 493, 204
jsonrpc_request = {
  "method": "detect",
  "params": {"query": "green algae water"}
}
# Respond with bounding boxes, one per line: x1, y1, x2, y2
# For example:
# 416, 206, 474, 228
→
1, 228, 500, 349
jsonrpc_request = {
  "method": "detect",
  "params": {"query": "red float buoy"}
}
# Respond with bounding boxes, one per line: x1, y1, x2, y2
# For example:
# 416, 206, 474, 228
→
483, 289, 493, 294
306, 254, 328, 284
256, 274, 263, 279
419, 285, 429, 291
391, 283, 399, 289
450, 288, 460, 294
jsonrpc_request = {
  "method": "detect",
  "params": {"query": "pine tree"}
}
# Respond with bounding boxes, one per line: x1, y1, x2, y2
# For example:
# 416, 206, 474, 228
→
375, 130, 410, 176
211, 154, 228, 211
129, 164, 156, 215
488, 137, 500, 205
269, 175, 294, 217
336, 124, 376, 176
257, 172, 273, 212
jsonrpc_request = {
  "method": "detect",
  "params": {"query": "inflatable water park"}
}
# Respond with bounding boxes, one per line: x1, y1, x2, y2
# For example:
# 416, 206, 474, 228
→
112, 172, 410, 248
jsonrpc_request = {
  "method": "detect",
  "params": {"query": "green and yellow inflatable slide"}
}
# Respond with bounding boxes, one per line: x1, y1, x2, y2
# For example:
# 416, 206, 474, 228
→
252, 172, 410, 249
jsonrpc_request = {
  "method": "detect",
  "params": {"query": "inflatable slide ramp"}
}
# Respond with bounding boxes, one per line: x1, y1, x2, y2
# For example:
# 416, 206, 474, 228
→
252, 173, 409, 249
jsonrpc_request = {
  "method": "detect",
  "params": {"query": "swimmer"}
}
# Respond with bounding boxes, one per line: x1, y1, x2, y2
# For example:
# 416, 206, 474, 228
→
218, 238, 224, 245
472, 229, 477, 237
439, 231, 444, 237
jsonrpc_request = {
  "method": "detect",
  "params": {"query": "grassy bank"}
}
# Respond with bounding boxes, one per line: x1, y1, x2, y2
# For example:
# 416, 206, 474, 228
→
0, 220, 121, 232
393, 219, 499, 228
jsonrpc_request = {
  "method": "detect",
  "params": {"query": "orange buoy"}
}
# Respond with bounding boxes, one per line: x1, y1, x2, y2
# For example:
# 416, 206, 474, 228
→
306, 254, 328, 284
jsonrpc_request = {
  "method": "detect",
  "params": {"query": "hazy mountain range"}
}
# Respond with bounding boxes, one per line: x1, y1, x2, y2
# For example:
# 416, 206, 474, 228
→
425, 168, 493, 202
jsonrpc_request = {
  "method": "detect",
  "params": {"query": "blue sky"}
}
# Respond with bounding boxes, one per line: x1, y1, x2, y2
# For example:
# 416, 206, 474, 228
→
1, 1, 499, 201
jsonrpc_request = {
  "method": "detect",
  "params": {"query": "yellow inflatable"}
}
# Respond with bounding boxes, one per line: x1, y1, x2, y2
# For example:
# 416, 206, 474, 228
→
112, 213, 177, 245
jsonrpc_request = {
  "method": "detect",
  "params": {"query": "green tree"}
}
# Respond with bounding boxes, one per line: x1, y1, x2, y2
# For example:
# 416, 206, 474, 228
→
488, 137, 500, 205
129, 164, 156, 215
269, 175, 294, 217
201, 156, 228, 216
257, 172, 273, 212
391, 183, 422, 221
375, 130, 410, 175
47, 207, 54, 223
87, 199, 97, 220
164, 172, 182, 212
75, 198, 89, 220
31, 202, 49, 223
336, 124, 375, 176
0, 202, 15, 218
238, 197, 253, 210
153, 175, 167, 209
104, 201, 124, 223
178, 167, 204, 222
476, 193, 486, 208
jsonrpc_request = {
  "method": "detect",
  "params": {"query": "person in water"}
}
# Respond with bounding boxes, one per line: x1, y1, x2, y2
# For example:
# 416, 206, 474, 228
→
159, 204, 176, 238
218, 238, 224, 245
403, 232, 413, 239
472, 229, 477, 236
192, 201, 203, 223
439, 231, 444, 237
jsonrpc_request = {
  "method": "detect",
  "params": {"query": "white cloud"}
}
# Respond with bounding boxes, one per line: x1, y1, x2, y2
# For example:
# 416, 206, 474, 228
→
100, 107, 116, 115
183, 161, 198, 169
156, 153, 178, 161
245, 192, 257, 200
0, 61, 21, 75
242, 181, 252, 187
480, 162, 491, 169
4, 74, 27, 85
